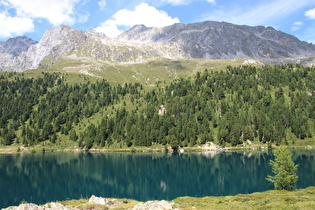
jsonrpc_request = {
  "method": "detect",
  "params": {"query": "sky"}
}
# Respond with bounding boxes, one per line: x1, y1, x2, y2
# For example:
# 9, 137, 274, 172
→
1, 0, 315, 43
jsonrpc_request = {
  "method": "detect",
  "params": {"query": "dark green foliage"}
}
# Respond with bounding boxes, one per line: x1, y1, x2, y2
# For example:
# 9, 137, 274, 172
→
1, 64, 315, 149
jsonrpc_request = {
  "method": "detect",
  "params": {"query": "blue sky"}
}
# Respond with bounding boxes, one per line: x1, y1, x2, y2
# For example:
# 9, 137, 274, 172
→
1, 0, 315, 43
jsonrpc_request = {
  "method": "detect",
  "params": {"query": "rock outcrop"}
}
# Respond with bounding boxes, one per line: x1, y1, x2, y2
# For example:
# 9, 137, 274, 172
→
88, 195, 115, 205
3, 202, 67, 210
132, 200, 176, 210
2, 196, 177, 210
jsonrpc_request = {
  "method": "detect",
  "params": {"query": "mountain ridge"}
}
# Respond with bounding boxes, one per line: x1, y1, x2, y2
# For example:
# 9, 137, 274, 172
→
1, 21, 315, 72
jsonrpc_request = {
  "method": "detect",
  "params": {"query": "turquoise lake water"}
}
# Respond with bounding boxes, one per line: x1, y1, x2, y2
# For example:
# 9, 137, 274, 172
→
0, 150, 314, 208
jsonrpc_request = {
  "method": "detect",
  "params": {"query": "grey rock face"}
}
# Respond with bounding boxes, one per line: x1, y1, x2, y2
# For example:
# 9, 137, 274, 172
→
24, 25, 88, 69
0, 36, 37, 57
1, 21, 315, 72
118, 21, 315, 62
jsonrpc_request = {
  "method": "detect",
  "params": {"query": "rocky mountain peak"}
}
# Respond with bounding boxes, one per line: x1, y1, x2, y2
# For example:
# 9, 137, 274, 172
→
0, 36, 37, 57
117, 24, 149, 41
130, 24, 148, 32
85, 29, 107, 39
23, 25, 88, 69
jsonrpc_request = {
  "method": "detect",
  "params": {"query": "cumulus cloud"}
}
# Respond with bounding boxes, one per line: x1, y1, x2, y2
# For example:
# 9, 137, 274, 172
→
0, 12, 34, 38
96, 20, 122, 39
3, 0, 79, 25
96, 3, 180, 38
98, 0, 106, 10
305, 8, 315, 19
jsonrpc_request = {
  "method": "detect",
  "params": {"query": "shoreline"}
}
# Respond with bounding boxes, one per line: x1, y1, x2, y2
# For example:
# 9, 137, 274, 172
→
0, 143, 314, 154
3, 187, 315, 209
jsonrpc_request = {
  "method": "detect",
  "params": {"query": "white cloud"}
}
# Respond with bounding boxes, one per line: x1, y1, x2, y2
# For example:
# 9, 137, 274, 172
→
232, 0, 310, 26
200, 0, 313, 26
294, 21, 303, 25
0, 12, 34, 38
96, 20, 122, 38
3, 0, 79, 25
96, 3, 180, 38
161, 0, 215, 5
162, 0, 189, 5
291, 21, 303, 31
78, 12, 90, 23
98, 0, 106, 10
305, 8, 315, 19
0, 0, 10, 6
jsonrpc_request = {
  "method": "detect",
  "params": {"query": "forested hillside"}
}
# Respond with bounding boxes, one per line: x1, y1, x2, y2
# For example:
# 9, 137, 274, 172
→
1, 64, 315, 149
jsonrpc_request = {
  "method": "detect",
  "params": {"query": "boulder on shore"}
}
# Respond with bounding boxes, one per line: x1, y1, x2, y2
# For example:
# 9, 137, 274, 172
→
2, 202, 68, 210
88, 195, 115, 205
132, 200, 176, 210
2, 197, 175, 210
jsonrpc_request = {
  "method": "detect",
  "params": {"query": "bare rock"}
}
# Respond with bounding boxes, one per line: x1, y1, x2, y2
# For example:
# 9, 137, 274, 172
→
3, 203, 44, 210
132, 200, 176, 210
88, 195, 114, 205
202, 142, 219, 151
43, 202, 67, 209
158, 105, 166, 116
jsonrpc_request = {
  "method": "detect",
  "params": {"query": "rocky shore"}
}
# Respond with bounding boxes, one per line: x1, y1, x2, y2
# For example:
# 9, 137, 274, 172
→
3, 187, 315, 209
2, 195, 176, 210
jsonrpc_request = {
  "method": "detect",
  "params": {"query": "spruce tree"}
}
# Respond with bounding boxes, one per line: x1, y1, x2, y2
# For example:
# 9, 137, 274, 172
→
267, 147, 298, 191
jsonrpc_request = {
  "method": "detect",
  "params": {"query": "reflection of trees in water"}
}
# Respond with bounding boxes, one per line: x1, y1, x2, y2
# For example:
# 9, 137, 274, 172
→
292, 150, 315, 188
0, 150, 314, 208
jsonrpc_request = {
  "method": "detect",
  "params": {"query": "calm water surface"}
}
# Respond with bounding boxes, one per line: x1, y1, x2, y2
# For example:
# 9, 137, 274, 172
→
0, 150, 314, 208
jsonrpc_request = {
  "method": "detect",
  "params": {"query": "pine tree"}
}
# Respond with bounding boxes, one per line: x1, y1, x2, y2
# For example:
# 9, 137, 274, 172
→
266, 147, 298, 191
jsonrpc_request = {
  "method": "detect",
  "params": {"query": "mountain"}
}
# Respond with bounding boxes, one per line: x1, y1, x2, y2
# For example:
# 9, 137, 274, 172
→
0, 36, 38, 71
118, 21, 315, 60
1, 21, 315, 72
0, 36, 37, 57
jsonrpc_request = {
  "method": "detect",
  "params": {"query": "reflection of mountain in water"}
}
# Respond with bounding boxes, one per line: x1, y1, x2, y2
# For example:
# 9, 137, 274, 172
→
0, 150, 314, 208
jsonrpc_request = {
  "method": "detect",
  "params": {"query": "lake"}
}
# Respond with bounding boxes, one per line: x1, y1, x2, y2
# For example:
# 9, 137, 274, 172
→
0, 150, 314, 208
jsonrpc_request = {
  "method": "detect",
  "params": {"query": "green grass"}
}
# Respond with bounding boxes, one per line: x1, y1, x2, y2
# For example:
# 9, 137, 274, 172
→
0, 57, 263, 87
60, 198, 138, 210
172, 187, 315, 209
0, 68, 100, 86
40, 187, 315, 209
44, 57, 263, 86
6, 187, 315, 209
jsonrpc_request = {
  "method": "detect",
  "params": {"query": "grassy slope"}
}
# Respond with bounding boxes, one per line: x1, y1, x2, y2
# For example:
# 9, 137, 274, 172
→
47, 58, 259, 85
173, 187, 315, 209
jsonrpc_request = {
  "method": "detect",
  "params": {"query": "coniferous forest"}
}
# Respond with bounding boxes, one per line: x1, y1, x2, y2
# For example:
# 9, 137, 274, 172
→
1, 64, 315, 149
